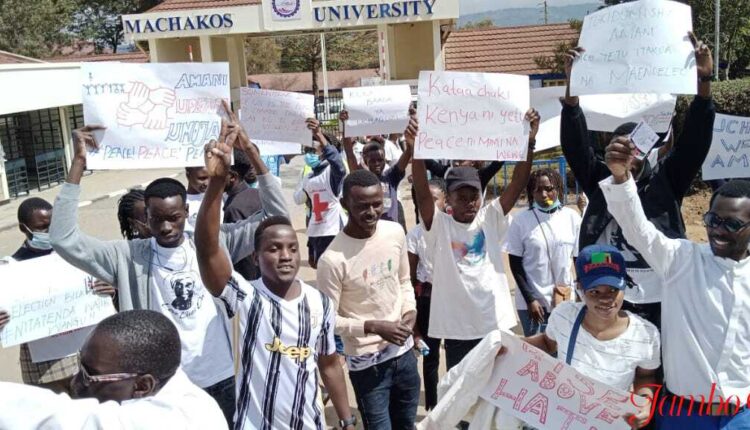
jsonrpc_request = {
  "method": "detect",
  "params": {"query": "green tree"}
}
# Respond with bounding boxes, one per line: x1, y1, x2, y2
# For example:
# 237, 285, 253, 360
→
460, 18, 494, 30
70, 0, 162, 54
533, 20, 582, 74
0, 0, 77, 58
245, 37, 281, 74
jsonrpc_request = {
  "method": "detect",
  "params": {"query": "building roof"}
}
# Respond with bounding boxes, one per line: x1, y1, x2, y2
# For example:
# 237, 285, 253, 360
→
248, 69, 380, 93
444, 23, 580, 76
45, 51, 149, 63
148, 0, 259, 12
0, 50, 45, 64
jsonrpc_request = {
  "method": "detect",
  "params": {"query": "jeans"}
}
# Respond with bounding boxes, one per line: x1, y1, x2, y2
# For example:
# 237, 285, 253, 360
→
204, 376, 236, 427
416, 293, 441, 410
349, 351, 421, 430
656, 404, 750, 429
444, 338, 482, 370
517, 309, 551, 337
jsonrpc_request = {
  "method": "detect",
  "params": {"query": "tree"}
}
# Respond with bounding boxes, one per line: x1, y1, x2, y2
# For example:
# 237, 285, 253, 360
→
533, 20, 582, 74
0, 0, 77, 58
461, 18, 494, 30
70, 0, 162, 54
245, 37, 281, 74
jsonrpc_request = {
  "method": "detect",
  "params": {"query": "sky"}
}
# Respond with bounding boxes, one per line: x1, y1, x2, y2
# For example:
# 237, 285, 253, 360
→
460, 0, 602, 15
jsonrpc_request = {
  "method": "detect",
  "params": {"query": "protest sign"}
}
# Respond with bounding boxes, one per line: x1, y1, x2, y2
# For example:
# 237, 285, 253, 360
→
82, 63, 228, 169
480, 335, 640, 430
571, 0, 696, 96
529, 87, 564, 152
240, 87, 314, 155
702, 113, 750, 181
630, 120, 660, 159
342, 84, 411, 137
415, 71, 530, 161
0, 255, 116, 347
28, 327, 93, 363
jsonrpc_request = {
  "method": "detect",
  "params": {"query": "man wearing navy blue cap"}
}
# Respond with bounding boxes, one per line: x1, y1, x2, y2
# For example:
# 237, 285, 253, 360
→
514, 244, 661, 429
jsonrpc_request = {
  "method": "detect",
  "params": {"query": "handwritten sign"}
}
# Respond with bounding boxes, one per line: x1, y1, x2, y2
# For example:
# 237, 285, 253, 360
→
571, 0, 696, 96
342, 84, 411, 137
240, 87, 314, 155
702, 113, 750, 180
630, 120, 660, 159
0, 255, 116, 347
582, 93, 676, 133
28, 327, 93, 363
415, 71, 530, 161
480, 335, 639, 430
82, 63, 228, 169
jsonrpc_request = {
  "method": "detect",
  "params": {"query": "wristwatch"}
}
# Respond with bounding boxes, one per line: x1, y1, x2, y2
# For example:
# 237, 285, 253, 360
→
339, 415, 357, 428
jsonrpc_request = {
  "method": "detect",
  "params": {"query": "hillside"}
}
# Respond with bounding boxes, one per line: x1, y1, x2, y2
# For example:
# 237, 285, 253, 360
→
459, 3, 601, 27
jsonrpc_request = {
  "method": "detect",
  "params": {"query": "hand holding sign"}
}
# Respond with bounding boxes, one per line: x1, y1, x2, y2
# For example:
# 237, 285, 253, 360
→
606, 136, 636, 181
527, 108, 541, 143
72, 125, 105, 163
689, 32, 713, 79
204, 122, 234, 179
0, 310, 8, 331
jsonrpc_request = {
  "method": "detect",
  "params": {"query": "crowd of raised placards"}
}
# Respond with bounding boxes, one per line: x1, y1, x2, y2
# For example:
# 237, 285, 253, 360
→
1, 3, 750, 430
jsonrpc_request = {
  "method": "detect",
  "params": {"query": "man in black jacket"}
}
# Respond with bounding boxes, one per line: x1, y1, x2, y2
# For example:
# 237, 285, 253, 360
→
560, 33, 715, 328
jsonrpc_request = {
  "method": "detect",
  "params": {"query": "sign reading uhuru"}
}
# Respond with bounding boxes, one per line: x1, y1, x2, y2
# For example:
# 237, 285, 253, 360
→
415, 71, 530, 161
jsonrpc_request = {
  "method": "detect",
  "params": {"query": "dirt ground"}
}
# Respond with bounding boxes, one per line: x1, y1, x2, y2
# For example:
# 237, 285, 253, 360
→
682, 189, 711, 243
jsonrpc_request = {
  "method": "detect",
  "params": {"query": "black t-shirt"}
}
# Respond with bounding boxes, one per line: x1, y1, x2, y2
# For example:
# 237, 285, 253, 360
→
11, 243, 52, 262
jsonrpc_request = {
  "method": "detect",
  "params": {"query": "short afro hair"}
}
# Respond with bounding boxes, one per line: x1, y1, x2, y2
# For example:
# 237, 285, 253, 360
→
144, 178, 187, 206
362, 141, 384, 157
254, 215, 295, 251
17, 197, 52, 225
343, 169, 381, 200
231, 148, 252, 179
710, 179, 750, 208
90, 310, 181, 381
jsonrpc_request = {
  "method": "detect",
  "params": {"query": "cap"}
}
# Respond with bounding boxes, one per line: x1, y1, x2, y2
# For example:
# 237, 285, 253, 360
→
445, 166, 481, 193
575, 245, 627, 291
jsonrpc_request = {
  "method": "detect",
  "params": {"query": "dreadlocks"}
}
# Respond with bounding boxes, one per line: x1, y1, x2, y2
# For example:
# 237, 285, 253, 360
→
526, 167, 565, 209
117, 188, 145, 240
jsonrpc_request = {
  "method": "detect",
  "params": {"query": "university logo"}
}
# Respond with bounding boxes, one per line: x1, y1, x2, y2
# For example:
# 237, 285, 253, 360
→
271, 0, 302, 19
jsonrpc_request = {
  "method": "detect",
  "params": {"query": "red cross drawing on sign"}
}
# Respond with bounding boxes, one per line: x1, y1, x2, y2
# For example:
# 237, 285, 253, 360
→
312, 192, 329, 222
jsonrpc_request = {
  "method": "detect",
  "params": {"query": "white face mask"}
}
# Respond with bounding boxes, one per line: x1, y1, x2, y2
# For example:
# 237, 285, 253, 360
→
23, 224, 52, 250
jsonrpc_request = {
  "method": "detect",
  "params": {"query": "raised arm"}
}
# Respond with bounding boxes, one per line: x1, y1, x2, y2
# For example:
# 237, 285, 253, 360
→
498, 109, 538, 215
408, 119, 435, 230
310, 117, 346, 193
339, 110, 361, 173
195, 124, 236, 296
50, 125, 127, 285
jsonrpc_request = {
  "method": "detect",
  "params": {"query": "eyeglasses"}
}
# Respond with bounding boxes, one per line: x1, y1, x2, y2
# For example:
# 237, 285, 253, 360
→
77, 356, 139, 387
703, 212, 750, 234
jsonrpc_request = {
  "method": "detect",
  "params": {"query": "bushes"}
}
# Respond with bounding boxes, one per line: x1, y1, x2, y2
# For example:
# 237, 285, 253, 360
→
673, 78, 750, 134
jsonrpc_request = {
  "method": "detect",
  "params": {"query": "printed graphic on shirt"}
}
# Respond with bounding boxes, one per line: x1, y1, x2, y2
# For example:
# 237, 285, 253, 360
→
362, 258, 393, 284
607, 224, 649, 269
451, 230, 486, 265
310, 191, 330, 222
162, 272, 205, 318
381, 183, 392, 210
265, 337, 312, 362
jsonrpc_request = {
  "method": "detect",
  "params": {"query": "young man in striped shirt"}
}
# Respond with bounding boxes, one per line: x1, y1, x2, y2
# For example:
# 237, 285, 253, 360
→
195, 126, 356, 430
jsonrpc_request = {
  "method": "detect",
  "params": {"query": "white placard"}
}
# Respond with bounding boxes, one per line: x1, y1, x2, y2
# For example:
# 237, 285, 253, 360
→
0, 255, 116, 347
240, 87, 314, 155
343, 84, 411, 137
82, 62, 228, 169
481, 335, 640, 430
28, 326, 93, 362
702, 113, 750, 180
571, 0, 696, 96
529, 87, 565, 152
415, 71, 530, 161
630, 120, 660, 159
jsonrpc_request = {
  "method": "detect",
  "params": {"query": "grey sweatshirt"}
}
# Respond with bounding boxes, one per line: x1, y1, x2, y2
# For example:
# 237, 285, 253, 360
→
50, 173, 289, 311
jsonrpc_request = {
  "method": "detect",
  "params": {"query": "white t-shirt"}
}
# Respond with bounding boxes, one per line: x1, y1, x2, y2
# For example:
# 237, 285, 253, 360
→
406, 224, 433, 284
384, 139, 403, 166
0, 369, 227, 430
149, 237, 233, 388
503, 207, 581, 311
424, 199, 516, 339
219, 275, 336, 430
185, 193, 224, 234
546, 302, 661, 391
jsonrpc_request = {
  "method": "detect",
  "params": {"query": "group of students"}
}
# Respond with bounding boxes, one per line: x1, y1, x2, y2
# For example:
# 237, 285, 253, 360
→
0, 33, 749, 430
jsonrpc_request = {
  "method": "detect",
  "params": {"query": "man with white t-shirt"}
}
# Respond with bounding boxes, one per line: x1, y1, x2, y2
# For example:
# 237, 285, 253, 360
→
0, 310, 227, 430
412, 109, 539, 369
49, 114, 288, 425
195, 135, 357, 430
505, 167, 581, 336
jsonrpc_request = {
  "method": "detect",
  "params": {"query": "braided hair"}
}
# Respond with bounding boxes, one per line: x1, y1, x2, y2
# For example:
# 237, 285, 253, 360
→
117, 188, 145, 240
526, 167, 564, 209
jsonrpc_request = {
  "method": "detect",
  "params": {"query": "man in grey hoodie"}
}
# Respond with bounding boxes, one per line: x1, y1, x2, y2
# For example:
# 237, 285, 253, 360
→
49, 109, 289, 427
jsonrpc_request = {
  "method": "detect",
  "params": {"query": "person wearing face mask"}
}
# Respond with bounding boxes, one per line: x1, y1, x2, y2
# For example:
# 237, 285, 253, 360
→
293, 117, 347, 270
504, 168, 582, 336
0, 198, 114, 394
561, 34, 715, 329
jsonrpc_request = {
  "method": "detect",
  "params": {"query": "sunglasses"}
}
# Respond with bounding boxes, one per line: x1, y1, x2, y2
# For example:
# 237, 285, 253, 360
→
703, 212, 750, 234
77, 355, 139, 387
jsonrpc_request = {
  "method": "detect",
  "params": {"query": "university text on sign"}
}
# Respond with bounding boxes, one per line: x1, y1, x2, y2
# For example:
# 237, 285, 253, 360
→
415, 71, 530, 161
314, 0, 435, 22
123, 13, 234, 35
82, 63, 229, 169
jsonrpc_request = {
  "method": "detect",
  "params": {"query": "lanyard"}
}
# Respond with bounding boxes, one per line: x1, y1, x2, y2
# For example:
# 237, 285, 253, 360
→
566, 306, 587, 365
